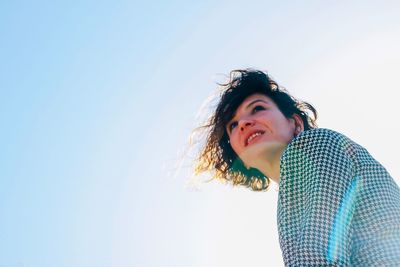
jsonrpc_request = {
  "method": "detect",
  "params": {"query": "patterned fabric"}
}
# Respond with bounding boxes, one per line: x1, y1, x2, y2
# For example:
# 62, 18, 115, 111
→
277, 128, 400, 266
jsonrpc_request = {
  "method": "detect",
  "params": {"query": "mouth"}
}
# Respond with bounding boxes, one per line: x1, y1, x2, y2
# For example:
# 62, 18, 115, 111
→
245, 130, 265, 146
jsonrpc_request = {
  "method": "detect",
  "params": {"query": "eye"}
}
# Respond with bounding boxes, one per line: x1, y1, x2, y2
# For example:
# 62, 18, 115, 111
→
252, 105, 265, 113
228, 121, 238, 131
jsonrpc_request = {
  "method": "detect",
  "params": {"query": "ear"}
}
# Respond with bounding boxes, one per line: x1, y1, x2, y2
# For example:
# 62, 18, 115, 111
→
291, 114, 304, 135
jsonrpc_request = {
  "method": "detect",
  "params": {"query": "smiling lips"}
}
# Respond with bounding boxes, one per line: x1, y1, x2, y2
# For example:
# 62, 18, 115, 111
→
245, 131, 265, 146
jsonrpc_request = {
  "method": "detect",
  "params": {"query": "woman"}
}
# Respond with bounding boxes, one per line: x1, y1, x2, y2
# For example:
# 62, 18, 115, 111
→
195, 69, 400, 266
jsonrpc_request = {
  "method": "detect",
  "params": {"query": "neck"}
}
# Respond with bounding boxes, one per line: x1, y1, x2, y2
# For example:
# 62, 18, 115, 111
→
243, 141, 287, 184
256, 154, 281, 183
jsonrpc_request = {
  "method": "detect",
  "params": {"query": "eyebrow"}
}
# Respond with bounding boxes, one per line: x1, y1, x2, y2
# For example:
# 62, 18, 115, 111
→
245, 99, 270, 109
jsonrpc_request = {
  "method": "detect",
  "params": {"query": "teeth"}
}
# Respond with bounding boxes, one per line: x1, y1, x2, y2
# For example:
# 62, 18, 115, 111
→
247, 132, 262, 144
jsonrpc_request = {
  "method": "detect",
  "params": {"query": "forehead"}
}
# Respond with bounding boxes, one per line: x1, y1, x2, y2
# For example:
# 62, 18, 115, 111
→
236, 93, 274, 111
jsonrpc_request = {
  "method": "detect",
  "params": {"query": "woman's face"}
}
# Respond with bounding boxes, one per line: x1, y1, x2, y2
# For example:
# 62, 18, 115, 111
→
226, 93, 300, 167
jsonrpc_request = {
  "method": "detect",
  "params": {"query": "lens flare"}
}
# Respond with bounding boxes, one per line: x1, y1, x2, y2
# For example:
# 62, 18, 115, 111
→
327, 176, 360, 263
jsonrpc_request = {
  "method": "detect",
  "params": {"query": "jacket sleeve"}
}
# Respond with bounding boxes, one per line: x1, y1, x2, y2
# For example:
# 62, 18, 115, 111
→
277, 129, 358, 266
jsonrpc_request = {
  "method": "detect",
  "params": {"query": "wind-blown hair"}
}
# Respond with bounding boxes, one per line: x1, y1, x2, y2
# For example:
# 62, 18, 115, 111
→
194, 69, 317, 191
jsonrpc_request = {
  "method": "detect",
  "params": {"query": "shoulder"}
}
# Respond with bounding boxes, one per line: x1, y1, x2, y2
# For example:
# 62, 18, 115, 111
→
282, 128, 354, 160
279, 128, 357, 206
289, 128, 349, 147
280, 128, 356, 178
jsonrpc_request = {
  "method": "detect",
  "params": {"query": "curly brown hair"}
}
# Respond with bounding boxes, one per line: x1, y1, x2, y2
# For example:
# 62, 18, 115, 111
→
194, 69, 318, 191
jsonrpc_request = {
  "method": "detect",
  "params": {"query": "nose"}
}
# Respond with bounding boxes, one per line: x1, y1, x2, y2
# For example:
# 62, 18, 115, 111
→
238, 119, 254, 131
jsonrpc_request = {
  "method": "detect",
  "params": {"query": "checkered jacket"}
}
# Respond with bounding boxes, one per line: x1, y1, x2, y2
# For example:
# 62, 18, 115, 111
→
278, 128, 400, 266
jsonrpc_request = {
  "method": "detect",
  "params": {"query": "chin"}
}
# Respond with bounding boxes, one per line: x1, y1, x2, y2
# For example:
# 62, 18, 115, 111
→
240, 141, 287, 167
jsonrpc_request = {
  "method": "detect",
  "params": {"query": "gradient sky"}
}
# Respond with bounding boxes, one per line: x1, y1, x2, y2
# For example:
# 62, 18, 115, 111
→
1, 1, 400, 266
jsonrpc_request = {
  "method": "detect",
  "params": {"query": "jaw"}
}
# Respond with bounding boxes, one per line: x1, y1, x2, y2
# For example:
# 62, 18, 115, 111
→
238, 141, 288, 177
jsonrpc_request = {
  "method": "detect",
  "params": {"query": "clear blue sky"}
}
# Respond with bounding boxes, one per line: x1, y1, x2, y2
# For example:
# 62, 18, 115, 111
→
1, 1, 399, 266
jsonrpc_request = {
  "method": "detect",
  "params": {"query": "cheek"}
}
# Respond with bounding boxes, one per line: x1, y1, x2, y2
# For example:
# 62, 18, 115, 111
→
229, 134, 241, 154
